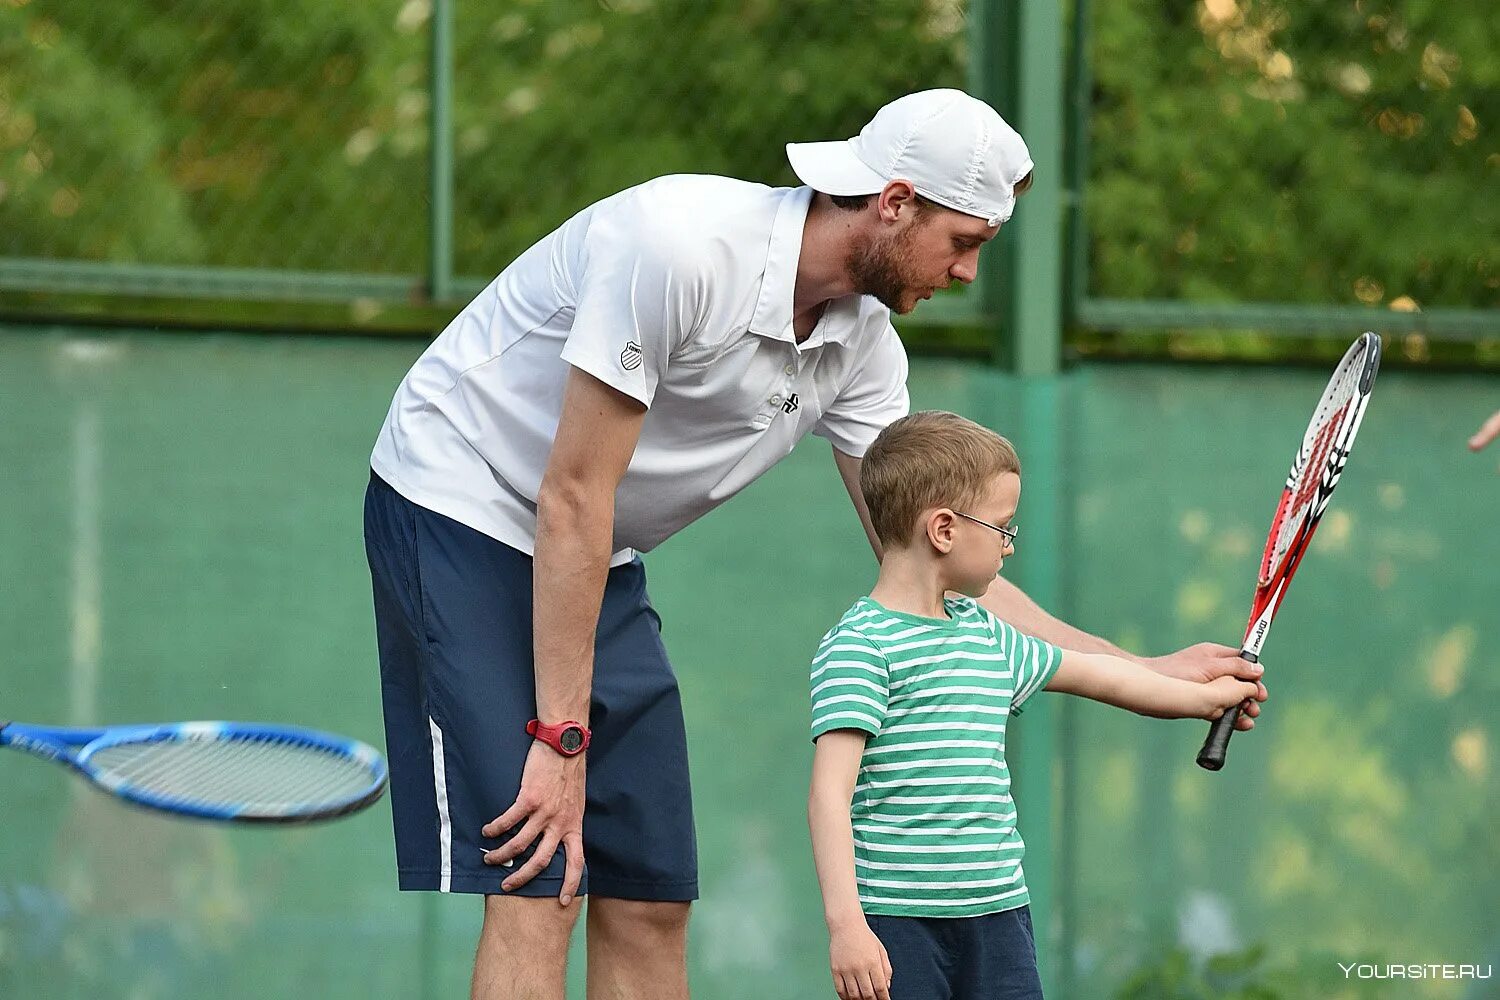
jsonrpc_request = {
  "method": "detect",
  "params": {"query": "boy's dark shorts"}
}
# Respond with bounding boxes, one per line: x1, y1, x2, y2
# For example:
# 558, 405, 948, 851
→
869, 906, 1043, 1000
364, 471, 698, 900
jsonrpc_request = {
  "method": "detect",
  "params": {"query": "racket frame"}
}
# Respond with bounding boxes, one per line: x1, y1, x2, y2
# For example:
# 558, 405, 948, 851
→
1197, 331, 1381, 771
0, 720, 388, 823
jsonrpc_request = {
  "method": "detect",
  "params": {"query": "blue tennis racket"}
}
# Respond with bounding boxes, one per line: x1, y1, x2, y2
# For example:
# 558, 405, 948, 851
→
0, 720, 388, 823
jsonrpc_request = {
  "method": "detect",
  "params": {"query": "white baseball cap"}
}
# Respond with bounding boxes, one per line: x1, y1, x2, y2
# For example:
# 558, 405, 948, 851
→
786, 89, 1033, 227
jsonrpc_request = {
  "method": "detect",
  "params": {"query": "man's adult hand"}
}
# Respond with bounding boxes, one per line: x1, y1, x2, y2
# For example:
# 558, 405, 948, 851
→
1144, 641, 1268, 731
481, 740, 587, 904
1470, 409, 1500, 471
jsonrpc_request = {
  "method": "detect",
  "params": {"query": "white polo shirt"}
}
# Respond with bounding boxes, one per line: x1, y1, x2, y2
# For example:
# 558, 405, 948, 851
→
370, 174, 910, 565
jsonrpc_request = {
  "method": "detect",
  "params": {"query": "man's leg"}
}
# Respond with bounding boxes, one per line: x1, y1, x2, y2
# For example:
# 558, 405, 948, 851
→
584, 897, 691, 1000
472, 895, 583, 1000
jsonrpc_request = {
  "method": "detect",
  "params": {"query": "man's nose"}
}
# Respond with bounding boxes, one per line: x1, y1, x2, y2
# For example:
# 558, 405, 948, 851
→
950, 249, 981, 284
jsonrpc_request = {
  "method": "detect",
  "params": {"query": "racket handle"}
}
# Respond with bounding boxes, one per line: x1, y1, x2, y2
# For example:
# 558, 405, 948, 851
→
1197, 703, 1242, 771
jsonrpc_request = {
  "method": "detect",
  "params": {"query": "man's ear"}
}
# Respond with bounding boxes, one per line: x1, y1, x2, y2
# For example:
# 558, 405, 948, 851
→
876, 180, 919, 225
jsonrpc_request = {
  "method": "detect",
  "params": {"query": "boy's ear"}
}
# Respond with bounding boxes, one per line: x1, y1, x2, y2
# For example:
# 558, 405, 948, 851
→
926, 509, 958, 554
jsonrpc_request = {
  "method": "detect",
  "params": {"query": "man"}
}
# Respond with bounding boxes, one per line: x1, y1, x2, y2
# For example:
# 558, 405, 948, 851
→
363, 89, 1267, 1000
1472, 409, 1500, 469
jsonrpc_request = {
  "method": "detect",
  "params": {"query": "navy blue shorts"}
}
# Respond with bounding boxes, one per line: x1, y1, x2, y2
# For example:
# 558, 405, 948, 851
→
868, 907, 1043, 1000
363, 471, 698, 900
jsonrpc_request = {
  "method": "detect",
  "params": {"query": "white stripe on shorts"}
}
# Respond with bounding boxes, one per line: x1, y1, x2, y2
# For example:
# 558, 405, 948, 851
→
428, 716, 453, 893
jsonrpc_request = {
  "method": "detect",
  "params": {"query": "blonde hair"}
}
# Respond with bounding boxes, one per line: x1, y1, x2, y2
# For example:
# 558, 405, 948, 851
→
860, 410, 1020, 549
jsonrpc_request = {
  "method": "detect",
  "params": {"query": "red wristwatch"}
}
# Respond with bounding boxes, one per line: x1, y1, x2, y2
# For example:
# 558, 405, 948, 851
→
526, 719, 591, 757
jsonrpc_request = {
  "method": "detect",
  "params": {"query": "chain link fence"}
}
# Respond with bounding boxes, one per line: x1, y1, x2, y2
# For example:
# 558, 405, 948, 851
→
0, 0, 1495, 331
1078, 0, 1499, 314
0, 0, 430, 291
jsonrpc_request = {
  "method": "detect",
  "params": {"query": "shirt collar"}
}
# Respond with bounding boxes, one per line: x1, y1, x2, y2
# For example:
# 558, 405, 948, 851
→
749, 186, 877, 351
748, 186, 811, 343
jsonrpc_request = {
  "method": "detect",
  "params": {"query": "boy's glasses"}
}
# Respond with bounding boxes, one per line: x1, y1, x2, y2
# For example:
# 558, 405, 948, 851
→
952, 510, 1019, 547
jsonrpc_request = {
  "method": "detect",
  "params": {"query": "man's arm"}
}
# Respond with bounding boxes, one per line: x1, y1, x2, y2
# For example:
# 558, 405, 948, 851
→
830, 446, 1266, 727
1470, 408, 1500, 470
482, 368, 647, 903
532, 370, 646, 724
977, 574, 1129, 655
832, 446, 882, 561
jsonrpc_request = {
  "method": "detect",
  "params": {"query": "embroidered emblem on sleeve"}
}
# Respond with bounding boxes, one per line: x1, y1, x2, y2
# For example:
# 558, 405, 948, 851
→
620, 341, 643, 371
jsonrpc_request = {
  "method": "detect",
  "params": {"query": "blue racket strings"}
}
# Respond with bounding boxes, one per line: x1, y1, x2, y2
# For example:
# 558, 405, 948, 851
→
87, 733, 379, 815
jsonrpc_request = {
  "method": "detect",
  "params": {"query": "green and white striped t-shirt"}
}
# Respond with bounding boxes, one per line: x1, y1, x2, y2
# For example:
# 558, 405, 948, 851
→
809, 595, 1062, 918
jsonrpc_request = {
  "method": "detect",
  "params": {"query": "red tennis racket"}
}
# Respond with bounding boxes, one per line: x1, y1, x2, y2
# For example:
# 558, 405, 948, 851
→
1197, 331, 1382, 771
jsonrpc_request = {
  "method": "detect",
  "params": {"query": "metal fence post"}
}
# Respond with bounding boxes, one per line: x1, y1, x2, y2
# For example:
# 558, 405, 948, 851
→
429, 0, 455, 304
982, 0, 1070, 993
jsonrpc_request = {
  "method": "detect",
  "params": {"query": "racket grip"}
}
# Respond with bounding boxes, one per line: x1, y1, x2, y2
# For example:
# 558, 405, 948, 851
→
1197, 704, 1242, 771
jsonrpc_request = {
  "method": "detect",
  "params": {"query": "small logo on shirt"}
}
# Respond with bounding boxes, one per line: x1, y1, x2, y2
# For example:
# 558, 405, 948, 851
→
782, 393, 799, 414
620, 341, 643, 371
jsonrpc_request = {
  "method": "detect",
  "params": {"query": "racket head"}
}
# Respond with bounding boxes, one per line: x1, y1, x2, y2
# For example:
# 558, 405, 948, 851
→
1201, 332, 1382, 772
70, 722, 388, 823
1256, 331, 1382, 591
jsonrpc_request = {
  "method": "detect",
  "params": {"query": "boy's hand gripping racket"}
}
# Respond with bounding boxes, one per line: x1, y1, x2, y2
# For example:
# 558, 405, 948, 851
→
0, 719, 388, 822
1197, 331, 1382, 771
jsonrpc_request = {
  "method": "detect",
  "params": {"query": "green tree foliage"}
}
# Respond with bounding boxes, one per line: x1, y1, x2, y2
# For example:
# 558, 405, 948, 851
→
1, 0, 426, 271
445, 0, 967, 275
0, 0, 1494, 310
1089, 0, 1499, 308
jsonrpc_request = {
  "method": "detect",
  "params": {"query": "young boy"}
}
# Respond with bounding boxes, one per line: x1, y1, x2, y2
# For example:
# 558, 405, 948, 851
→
807, 411, 1260, 1000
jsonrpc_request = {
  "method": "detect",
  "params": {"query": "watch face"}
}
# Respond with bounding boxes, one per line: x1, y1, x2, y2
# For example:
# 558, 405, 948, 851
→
559, 727, 584, 754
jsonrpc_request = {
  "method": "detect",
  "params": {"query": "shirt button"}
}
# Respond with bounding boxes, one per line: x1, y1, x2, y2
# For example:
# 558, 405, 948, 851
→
784, 364, 795, 376
770, 395, 782, 406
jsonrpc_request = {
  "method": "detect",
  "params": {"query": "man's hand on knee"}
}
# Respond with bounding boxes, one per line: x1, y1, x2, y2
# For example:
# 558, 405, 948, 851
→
481, 741, 587, 904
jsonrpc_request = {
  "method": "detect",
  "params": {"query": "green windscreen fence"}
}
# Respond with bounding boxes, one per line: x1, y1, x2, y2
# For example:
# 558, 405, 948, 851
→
2, 327, 1495, 998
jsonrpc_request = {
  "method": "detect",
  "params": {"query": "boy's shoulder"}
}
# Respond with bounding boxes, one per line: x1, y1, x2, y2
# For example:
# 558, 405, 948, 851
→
818, 595, 1000, 648
817, 597, 884, 645
941, 594, 1006, 637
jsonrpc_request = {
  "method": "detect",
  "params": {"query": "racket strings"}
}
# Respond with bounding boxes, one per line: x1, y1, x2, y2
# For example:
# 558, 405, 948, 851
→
1268, 344, 1369, 567
88, 736, 376, 814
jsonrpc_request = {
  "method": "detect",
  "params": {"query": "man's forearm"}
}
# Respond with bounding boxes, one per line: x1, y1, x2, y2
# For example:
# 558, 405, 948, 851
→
532, 486, 614, 723
977, 575, 1138, 660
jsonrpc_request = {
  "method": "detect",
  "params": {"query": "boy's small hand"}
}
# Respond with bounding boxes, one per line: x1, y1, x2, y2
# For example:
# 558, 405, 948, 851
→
829, 920, 893, 1000
1203, 675, 1262, 720
1150, 642, 1267, 729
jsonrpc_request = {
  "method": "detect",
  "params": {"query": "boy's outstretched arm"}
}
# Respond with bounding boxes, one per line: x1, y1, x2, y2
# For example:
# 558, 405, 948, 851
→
831, 447, 1267, 728
1047, 649, 1260, 719
809, 730, 893, 1000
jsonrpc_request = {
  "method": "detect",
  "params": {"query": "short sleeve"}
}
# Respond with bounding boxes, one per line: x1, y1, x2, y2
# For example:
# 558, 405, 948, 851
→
989, 614, 1062, 716
812, 323, 910, 458
559, 207, 704, 409
810, 626, 890, 740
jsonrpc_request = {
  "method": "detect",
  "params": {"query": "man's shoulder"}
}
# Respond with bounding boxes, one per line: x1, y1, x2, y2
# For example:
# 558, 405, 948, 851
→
594, 174, 789, 258
624, 173, 782, 207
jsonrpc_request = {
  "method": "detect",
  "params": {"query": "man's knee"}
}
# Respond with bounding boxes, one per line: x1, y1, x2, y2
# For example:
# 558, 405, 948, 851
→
481, 894, 582, 951
587, 898, 691, 947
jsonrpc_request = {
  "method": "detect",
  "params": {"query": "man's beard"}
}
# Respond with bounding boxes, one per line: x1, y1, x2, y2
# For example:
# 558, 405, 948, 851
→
845, 228, 926, 313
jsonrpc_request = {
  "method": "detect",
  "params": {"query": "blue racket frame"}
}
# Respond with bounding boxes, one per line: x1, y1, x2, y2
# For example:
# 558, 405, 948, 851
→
0, 720, 388, 823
